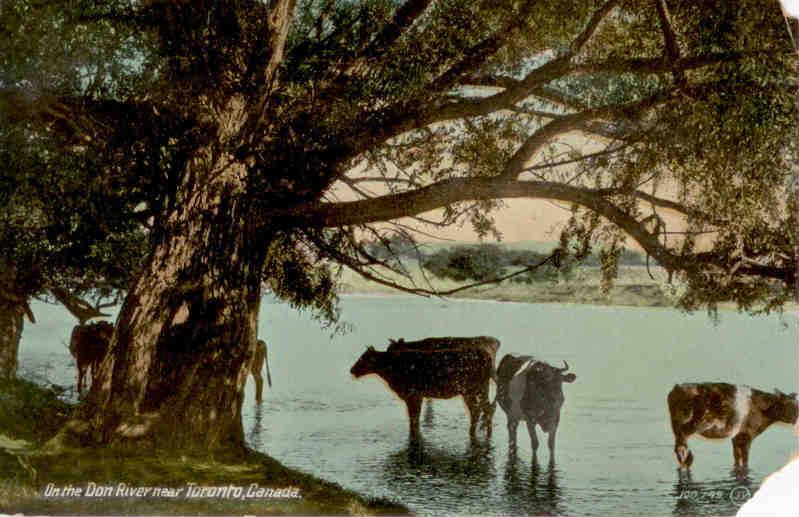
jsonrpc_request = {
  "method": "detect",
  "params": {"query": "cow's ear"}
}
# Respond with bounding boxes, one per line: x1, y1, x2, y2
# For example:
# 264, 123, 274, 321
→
367, 346, 375, 352
389, 339, 396, 345
562, 373, 577, 383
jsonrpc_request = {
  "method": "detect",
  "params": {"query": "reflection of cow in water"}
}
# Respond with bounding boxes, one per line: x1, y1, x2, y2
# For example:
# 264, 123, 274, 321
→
69, 321, 113, 396
69, 323, 272, 402
351, 343, 495, 441
667, 383, 798, 469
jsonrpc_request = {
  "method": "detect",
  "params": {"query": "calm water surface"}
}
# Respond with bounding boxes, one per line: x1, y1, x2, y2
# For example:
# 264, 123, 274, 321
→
18, 296, 799, 516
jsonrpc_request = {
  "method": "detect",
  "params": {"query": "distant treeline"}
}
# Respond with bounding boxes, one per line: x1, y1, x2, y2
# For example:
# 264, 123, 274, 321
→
366, 237, 650, 283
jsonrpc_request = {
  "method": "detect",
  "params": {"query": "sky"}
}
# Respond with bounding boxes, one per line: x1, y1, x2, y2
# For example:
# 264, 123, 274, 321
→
400, 2, 799, 247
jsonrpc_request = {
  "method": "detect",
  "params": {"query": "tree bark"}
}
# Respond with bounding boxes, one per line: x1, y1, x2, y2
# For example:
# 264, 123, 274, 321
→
78, 100, 268, 451
0, 299, 25, 381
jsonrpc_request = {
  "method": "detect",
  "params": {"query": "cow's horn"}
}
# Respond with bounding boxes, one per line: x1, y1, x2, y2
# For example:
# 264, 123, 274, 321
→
559, 360, 569, 372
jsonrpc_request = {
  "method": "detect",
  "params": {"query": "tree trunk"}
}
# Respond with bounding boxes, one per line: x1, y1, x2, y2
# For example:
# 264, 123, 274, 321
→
78, 99, 268, 451
0, 299, 24, 381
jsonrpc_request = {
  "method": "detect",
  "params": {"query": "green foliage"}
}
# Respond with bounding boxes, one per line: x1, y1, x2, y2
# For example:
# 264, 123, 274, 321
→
422, 244, 586, 283
2, 0, 796, 323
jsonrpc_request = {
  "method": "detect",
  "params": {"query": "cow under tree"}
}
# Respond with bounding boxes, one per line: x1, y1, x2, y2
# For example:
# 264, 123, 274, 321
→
69, 321, 114, 396
70, 322, 272, 401
251, 339, 272, 403
667, 383, 799, 469
350, 345, 495, 441
495, 354, 577, 464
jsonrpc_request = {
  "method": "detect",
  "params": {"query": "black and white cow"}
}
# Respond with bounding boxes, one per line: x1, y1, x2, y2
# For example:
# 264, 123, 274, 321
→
495, 354, 576, 464
667, 383, 798, 469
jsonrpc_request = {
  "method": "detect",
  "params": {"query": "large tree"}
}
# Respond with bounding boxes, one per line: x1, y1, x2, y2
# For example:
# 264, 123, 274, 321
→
2, 0, 796, 451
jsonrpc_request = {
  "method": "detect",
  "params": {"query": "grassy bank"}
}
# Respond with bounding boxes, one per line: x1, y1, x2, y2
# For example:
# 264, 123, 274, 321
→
0, 378, 408, 516
339, 262, 676, 308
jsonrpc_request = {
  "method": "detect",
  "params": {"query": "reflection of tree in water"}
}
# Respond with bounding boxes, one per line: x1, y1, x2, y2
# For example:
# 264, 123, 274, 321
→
501, 451, 563, 516
671, 468, 754, 517
379, 438, 496, 511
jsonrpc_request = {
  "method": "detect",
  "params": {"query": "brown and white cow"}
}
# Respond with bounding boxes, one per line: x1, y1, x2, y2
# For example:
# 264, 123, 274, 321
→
69, 321, 114, 396
495, 354, 576, 464
350, 345, 495, 441
667, 383, 799, 469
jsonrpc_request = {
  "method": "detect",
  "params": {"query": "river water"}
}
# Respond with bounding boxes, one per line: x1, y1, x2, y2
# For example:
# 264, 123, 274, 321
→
18, 295, 799, 516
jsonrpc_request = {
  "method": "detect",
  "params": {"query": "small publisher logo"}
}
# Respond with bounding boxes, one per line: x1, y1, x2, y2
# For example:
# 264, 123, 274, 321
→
729, 486, 751, 506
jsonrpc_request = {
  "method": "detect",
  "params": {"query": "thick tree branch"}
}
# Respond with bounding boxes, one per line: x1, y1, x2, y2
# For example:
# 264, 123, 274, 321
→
654, 0, 686, 87
50, 288, 110, 324
500, 88, 676, 179
264, 0, 298, 85
279, 178, 793, 284
359, 0, 433, 63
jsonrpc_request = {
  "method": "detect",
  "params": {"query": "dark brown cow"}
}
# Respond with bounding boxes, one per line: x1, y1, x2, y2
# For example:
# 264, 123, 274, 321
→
69, 321, 113, 396
350, 345, 494, 440
387, 336, 501, 431
668, 383, 799, 469
252, 339, 272, 403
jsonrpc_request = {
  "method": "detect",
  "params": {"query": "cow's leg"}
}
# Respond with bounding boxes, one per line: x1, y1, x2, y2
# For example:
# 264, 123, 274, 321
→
479, 385, 493, 438
526, 419, 540, 464
464, 394, 480, 441
673, 434, 693, 469
507, 416, 519, 450
252, 371, 264, 403
547, 427, 557, 466
669, 411, 695, 468
732, 433, 752, 469
405, 395, 423, 440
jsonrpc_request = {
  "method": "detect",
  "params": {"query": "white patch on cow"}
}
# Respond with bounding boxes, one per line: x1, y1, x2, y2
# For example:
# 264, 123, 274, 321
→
730, 385, 752, 437
507, 360, 536, 421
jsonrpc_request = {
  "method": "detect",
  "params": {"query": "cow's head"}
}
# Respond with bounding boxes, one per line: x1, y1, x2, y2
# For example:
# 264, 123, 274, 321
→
524, 360, 576, 422
772, 389, 799, 425
350, 346, 381, 378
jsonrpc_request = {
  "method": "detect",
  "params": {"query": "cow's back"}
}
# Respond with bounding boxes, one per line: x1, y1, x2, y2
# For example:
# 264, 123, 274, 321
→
380, 348, 493, 399
388, 336, 500, 363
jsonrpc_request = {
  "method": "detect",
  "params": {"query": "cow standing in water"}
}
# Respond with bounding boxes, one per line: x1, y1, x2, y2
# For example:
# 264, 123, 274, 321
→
667, 383, 798, 469
350, 345, 495, 441
69, 321, 114, 396
252, 339, 272, 403
495, 354, 576, 464
387, 336, 501, 430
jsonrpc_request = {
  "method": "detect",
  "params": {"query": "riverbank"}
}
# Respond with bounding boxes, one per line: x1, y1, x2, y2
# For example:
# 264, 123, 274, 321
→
339, 264, 676, 307
0, 378, 408, 516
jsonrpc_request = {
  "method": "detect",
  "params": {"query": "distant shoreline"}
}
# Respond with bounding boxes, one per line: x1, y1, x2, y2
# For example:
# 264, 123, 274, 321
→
338, 288, 799, 320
